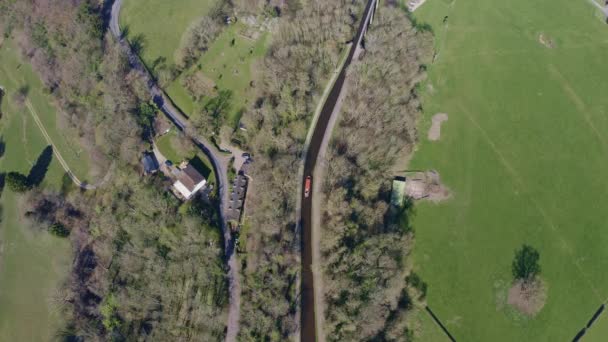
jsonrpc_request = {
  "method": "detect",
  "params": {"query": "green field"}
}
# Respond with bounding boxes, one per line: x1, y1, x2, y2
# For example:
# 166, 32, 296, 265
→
581, 308, 608, 341
0, 40, 90, 182
0, 39, 83, 340
166, 21, 270, 127
408, 0, 608, 340
120, 0, 217, 67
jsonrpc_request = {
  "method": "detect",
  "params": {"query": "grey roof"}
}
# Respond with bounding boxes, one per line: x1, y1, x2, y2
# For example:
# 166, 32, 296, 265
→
142, 153, 159, 173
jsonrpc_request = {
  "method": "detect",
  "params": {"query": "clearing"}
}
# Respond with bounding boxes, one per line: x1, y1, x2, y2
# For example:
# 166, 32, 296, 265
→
119, 0, 217, 67
166, 20, 271, 127
409, 0, 608, 340
0, 38, 86, 340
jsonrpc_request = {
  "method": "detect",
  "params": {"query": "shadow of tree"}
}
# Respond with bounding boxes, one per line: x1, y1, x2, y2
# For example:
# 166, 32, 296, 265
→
13, 84, 29, 107
0, 136, 6, 158
28, 145, 53, 187
130, 33, 146, 55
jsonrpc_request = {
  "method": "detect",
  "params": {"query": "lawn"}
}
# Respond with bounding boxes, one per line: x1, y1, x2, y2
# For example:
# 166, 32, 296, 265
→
407, 0, 608, 340
120, 0, 217, 67
0, 38, 82, 340
166, 21, 270, 127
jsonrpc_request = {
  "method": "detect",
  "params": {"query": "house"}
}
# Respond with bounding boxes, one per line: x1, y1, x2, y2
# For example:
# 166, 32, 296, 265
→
172, 164, 207, 200
141, 152, 159, 174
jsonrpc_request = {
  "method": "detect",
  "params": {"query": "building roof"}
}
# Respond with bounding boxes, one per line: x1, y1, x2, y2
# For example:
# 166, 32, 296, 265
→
177, 164, 205, 191
142, 153, 159, 173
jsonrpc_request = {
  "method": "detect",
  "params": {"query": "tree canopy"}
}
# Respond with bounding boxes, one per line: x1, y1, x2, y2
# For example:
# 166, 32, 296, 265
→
512, 244, 541, 281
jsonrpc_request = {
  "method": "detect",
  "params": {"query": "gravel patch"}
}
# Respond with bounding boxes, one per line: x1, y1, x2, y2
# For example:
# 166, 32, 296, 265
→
428, 113, 448, 141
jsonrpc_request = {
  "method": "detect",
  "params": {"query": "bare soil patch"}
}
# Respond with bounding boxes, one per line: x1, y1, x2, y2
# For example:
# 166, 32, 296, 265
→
538, 33, 555, 48
405, 170, 451, 202
428, 113, 448, 141
508, 279, 547, 317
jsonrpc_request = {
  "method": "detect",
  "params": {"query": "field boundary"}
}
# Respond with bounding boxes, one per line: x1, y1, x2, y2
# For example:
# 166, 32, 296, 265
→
572, 304, 605, 341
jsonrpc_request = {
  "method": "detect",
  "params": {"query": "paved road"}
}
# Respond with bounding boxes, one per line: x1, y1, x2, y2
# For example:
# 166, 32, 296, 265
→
299, 0, 377, 341
109, 2, 241, 340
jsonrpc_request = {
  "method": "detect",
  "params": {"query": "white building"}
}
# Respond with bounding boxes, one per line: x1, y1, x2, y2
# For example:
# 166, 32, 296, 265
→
172, 164, 207, 200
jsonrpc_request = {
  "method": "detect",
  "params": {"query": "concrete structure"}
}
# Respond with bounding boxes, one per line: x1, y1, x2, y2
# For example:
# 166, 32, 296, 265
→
173, 164, 207, 200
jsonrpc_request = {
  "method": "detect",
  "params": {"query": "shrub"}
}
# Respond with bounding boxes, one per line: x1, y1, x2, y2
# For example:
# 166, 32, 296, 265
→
6, 172, 31, 192
49, 222, 70, 237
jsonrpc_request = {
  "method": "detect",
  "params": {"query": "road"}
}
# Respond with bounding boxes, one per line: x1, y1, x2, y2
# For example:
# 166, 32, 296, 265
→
109, 2, 241, 341
299, 0, 377, 341
587, 0, 608, 16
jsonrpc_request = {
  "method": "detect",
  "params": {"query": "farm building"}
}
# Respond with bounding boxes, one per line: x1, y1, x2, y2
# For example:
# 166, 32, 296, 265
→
172, 164, 207, 200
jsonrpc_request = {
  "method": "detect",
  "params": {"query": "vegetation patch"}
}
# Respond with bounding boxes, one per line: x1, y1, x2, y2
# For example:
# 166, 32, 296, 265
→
321, 6, 433, 340
0, 40, 77, 341
168, 20, 271, 130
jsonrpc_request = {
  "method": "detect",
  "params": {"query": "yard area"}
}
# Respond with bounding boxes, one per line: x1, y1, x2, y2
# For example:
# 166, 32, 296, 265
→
408, 0, 608, 340
156, 130, 215, 185
166, 20, 271, 127
0, 38, 85, 340
119, 0, 217, 68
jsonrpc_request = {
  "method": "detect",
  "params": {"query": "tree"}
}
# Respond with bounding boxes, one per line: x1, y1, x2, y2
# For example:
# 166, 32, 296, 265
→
49, 222, 70, 237
6, 172, 31, 192
512, 244, 541, 282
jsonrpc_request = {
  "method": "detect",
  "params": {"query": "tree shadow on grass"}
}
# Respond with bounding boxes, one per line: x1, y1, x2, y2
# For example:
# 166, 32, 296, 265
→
130, 33, 146, 56
0, 136, 6, 159
28, 145, 53, 187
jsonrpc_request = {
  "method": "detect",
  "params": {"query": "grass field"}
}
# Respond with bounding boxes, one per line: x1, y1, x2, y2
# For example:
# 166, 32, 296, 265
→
581, 308, 608, 341
408, 0, 608, 340
166, 21, 270, 127
120, 0, 217, 67
0, 38, 83, 340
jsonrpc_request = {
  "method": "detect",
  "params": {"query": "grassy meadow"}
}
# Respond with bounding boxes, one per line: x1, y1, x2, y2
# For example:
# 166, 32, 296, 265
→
407, 0, 608, 340
120, 0, 217, 67
0, 38, 86, 340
